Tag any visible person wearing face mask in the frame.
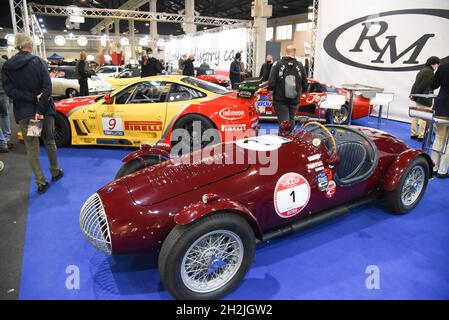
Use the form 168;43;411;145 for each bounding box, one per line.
141;49;163;77
409;56;440;141
182;55;195;76
75;51;91;96
230;52;245;89
259;55;273;82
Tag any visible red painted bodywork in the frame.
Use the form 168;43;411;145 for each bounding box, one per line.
196;74;230;87
93;125;432;254
256;79;373;122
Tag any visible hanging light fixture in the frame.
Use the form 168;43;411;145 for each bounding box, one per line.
120;37;129;46
5;34;15;46
77;36;88;47
54;35;66;46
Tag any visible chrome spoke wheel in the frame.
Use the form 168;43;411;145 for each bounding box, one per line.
333;106;349;124
181;230;244;293
401;165;425;207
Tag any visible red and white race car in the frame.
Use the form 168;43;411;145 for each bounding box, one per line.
255;79;373;124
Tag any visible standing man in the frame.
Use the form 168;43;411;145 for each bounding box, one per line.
2;33;63;194
230;52;245;89
182;55;195;76
0;55;12;153
141;49;163;77
75;51;91;96
268;45;307;131
410;56;440;140
431;61;449;178
259;55;273;82
178;54;186;73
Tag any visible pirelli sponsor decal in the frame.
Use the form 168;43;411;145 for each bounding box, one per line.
124;121;163;132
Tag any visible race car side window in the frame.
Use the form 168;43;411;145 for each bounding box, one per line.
128;81;170;104
167;83;206;102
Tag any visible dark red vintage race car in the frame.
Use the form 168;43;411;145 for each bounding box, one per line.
255;79;373;124
80;122;432;300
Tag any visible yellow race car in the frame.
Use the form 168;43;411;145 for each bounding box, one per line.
43;75;258;149
104;68;141;89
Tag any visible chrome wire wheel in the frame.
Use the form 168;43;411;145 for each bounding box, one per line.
401;165;425;207
181;230;244;293
333;106;349;124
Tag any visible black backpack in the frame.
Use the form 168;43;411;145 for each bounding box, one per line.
278;59;302;100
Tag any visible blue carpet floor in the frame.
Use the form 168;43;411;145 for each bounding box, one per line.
19;118;449;299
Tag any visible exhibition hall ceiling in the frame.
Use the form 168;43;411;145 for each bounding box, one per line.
0;0;312;35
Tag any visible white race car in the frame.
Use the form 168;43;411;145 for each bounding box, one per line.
50;66;113;98
95;65;125;79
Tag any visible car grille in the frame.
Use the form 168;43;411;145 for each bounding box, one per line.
79;193;112;254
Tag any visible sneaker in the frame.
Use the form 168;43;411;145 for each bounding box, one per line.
410;135;418;140
436;173;449;179
52;168;64;181
37;182;50;194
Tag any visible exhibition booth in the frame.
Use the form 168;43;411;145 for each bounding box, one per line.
0;0;448;301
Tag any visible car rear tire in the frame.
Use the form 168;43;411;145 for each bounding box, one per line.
66;88;78;98
386;157;429;214
114;154;166;179
171;114;220;155
158;212;256;300
54;112;71;147
328;104;349;124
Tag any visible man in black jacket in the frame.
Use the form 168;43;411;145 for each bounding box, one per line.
141;49;163;77
268;46;307;131
410;56;440;140
75;51;91;96
182;55;195;77
229;52;245;89
259;55;273;82
431;62;449;178
2;33;63;194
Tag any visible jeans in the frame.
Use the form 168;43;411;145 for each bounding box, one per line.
273;100;298;130
19;116;60;186
0;95;11;148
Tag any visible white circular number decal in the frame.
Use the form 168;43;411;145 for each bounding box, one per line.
274;172;311;218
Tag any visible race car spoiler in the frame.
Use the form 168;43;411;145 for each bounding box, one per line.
237;78;268;99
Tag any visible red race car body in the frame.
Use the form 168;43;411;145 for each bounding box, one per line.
80;123;432;299
256;79;373;124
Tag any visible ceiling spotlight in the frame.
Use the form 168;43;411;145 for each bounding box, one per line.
203;27;207;30
77;36;88;46
54;35;66;46
5;34;15;46
63;29;67;32
39;18;43;22
0;27;3;30
145;23;149;26
42;28;47;33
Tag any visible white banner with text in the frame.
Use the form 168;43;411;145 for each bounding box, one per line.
314;0;449;122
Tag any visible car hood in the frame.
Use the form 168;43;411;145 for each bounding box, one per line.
121;144;250;206
56;95;102;115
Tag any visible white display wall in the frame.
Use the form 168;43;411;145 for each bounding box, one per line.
164;28;248;72
314;0;449;122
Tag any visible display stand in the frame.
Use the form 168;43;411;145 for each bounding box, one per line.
340;84;384;125
409;94;449;155
369;93;394;129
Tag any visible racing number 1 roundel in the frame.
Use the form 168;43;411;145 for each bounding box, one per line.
274;173;311;218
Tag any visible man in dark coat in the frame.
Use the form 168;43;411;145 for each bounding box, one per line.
182;55;195;76
410;56;440;140
268;45;307;131
75;51;91;96
141;49;163;77
431;61;449;178
2;33;63;194
229;52;244;89
259;55;273;82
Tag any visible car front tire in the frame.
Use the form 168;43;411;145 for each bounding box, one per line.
386;157;430;214
158;212;256;300
54;112;71;147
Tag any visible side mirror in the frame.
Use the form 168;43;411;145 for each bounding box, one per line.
104;94;113;104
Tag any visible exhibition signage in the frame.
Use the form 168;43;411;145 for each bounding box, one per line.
164;28;248;72
314;0;449;122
